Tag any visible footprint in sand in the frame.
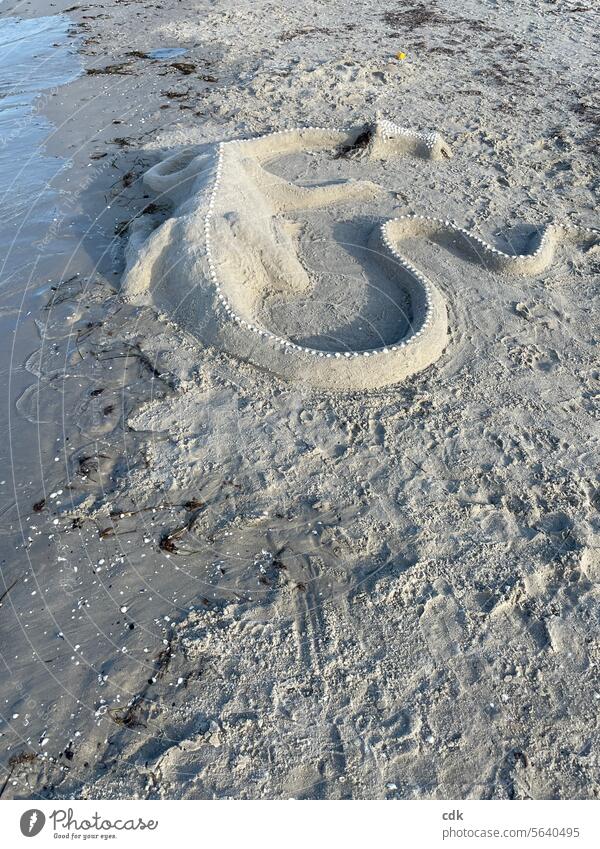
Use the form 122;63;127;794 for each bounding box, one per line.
122;120;598;391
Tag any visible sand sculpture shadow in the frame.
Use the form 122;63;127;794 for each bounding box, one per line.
122;120;598;390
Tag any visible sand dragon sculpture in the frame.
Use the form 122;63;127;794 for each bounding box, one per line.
122;120;598;390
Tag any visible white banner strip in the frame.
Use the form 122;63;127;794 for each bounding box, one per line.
2;799;598;847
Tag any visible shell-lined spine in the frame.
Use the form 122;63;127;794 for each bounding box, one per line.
202;122;599;360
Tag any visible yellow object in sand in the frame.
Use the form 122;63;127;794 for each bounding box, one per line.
396;51;407;60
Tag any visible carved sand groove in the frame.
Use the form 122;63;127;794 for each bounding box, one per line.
122;121;598;391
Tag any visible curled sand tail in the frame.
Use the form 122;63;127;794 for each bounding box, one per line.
383;215;599;277
122;121;598;391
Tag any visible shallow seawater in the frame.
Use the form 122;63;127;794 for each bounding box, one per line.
0;16;81;250
0;15;81;543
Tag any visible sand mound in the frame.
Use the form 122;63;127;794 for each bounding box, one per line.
122;120;597;390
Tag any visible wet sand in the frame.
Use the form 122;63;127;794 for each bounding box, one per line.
0;0;599;800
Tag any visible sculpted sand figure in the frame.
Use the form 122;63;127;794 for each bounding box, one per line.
122;121;598;390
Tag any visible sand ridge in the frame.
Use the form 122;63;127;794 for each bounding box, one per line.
123;119;598;391
122;120;452;389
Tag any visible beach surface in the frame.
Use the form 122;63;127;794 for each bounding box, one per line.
0;0;599;799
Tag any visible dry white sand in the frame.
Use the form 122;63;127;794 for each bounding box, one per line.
0;0;599;800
